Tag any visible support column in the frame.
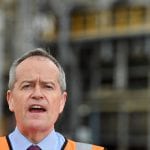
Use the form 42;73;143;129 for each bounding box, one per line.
114;40;129;150
145;37;150;150
13;0;35;58
113;40;128;89
117;109;129;150
0;10;5;134
89;112;101;145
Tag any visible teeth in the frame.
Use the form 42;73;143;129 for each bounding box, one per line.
29;105;46;112
32;105;42;109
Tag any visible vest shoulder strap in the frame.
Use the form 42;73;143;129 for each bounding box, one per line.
64;139;76;150
64;139;104;150
0;136;105;150
0;136;10;150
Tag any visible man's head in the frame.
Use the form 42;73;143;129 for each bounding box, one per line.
7;48;67;143
8;48;66;92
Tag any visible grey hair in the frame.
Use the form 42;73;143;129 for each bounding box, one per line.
8;48;66;92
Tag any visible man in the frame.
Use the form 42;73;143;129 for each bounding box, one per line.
0;48;105;150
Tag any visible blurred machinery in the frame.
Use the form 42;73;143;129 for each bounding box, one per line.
0;0;150;150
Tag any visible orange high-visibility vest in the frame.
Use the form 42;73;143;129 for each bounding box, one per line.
0;137;10;150
0;136;105;150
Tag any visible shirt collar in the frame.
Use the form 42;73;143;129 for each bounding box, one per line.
9;127;65;150
38;129;58;150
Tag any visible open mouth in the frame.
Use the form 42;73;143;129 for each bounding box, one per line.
29;105;46;113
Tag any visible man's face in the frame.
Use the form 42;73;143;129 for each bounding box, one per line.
7;56;67;134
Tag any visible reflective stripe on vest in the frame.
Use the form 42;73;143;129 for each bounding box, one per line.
65;139;104;150
76;142;92;150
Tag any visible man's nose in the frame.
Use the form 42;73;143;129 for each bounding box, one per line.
31;85;44;99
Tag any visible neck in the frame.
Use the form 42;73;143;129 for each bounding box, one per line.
18;127;53;144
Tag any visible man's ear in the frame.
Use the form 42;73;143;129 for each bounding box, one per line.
7;90;14;112
59;91;67;114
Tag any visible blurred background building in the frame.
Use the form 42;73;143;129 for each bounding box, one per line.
1;0;150;149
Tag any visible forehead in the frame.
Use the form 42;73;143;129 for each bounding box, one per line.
16;56;59;76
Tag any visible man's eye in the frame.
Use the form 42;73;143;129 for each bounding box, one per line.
45;85;53;89
22;84;31;89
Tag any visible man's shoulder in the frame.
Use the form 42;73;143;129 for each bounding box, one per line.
65;139;105;150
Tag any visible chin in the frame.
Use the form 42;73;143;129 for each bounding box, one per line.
26;120;47;130
28;124;48;132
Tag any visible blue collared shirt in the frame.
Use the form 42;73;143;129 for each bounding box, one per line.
8;128;65;150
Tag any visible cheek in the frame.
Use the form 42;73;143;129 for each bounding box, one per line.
13;101;22;114
49;99;62;114
12;96;25;112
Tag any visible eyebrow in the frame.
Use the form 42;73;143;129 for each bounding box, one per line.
20;80;56;86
